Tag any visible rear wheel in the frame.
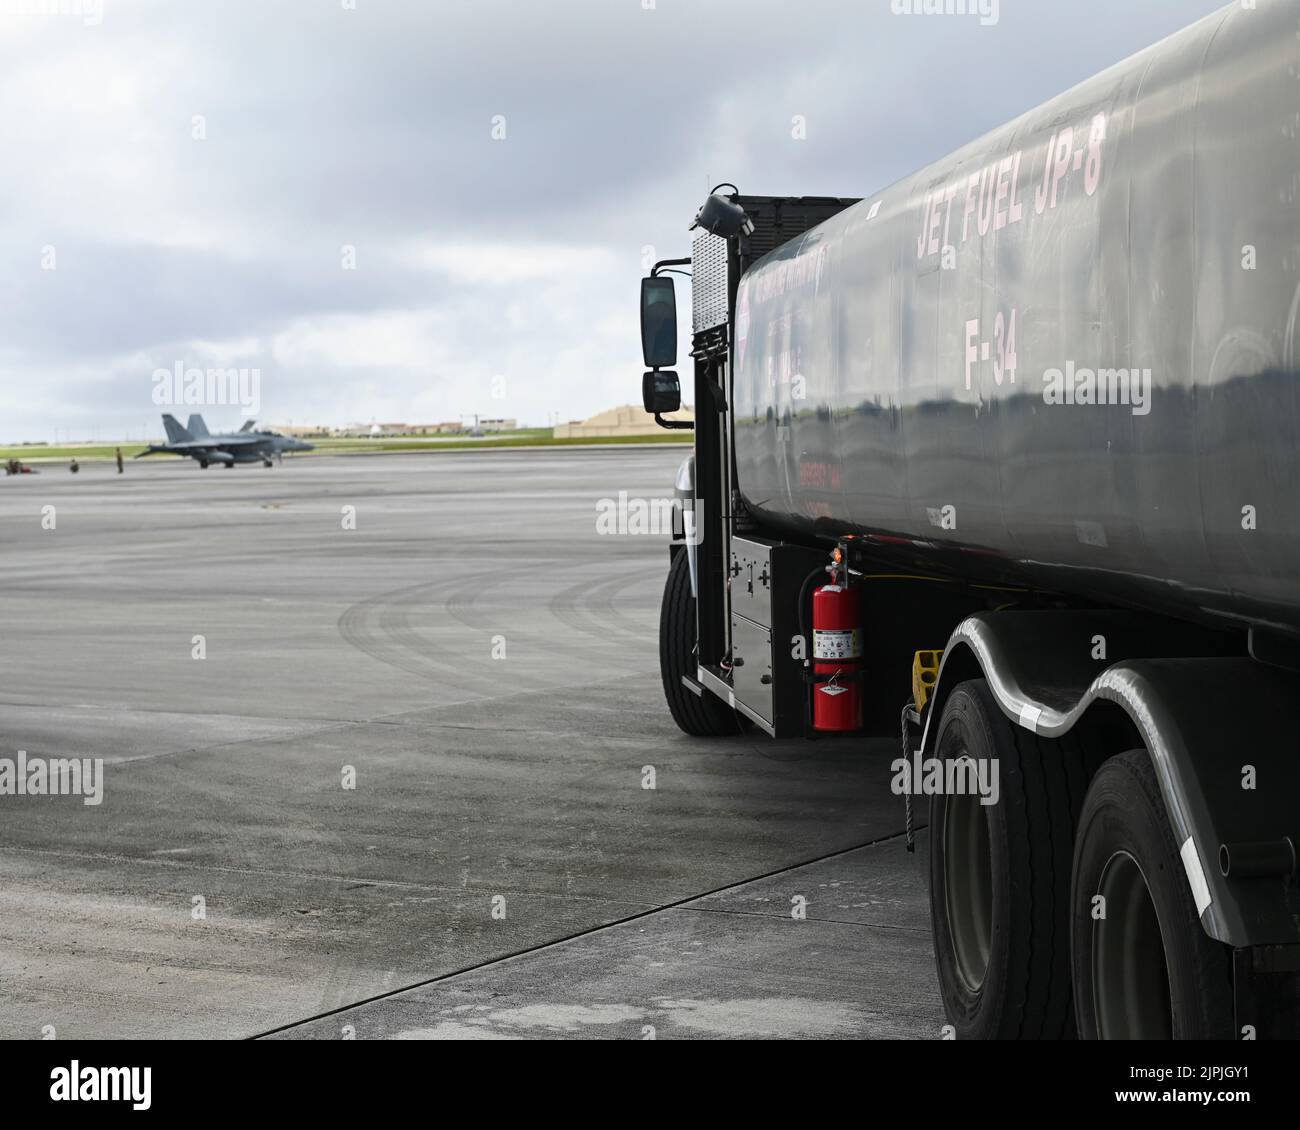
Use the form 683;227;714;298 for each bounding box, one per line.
659;550;747;737
928;680;1084;1039
1070;749;1233;1039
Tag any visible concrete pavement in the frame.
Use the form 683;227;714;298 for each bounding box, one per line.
0;450;942;1039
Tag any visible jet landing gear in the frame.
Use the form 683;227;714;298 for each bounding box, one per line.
199;459;209;469
262;457;273;468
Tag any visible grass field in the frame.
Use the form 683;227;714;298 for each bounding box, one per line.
0;431;690;464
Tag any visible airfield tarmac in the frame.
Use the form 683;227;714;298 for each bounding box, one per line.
0;449;942;1040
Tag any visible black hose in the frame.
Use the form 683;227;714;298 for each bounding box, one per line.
797;565;827;736
900;702;919;854
796;566;827;667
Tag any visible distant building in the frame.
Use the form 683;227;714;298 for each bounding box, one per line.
334;421;475;437
479;418;517;433
553;404;693;439
273;424;330;438
336;422;409;437
386;423;457;436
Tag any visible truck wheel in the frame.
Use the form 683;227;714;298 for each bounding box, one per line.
659;550;746;737
928;680;1081;1039
1070;749;1233;1039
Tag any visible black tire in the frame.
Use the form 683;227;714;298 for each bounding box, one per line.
659;550;746;737
1070;749;1233;1040
928;679;1086;1039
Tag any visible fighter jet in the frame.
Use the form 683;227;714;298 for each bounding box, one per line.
135;414;315;468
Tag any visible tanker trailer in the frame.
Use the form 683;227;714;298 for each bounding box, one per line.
637;0;1300;1040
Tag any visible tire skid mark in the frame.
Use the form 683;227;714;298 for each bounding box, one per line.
339;571;634;692
441;563;659;668
338;578;489;691
546;566;660;647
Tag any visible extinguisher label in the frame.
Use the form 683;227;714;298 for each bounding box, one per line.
814;629;861;661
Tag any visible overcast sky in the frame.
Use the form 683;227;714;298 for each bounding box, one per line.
0;0;1228;442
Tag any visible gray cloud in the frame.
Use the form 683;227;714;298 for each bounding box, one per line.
0;0;1228;441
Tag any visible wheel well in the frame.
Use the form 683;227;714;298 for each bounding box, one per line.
922;640;982;730
925;613;1300;947
931;639;1144;775
1071;699;1144;770
930;642;1143;779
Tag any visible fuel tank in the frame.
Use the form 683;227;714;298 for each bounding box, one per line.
732;0;1300;637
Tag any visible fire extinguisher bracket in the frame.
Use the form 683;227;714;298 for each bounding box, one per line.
803;668;868;685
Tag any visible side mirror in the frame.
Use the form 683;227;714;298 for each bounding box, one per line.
640;276;678;368
642;370;681;415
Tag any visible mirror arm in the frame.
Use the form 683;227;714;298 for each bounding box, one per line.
654;413;694;431
651;258;691;278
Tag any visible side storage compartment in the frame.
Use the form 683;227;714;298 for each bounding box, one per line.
728;536;825;736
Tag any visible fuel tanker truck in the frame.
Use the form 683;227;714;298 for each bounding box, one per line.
638;0;1300;1040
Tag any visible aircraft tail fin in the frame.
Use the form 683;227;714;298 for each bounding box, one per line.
186;414;210;438
162;414;193;444
239;420;256;432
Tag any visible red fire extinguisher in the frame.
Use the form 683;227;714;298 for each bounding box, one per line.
812;580;863;732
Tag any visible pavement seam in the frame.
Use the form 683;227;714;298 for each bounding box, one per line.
248;828;912;1039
